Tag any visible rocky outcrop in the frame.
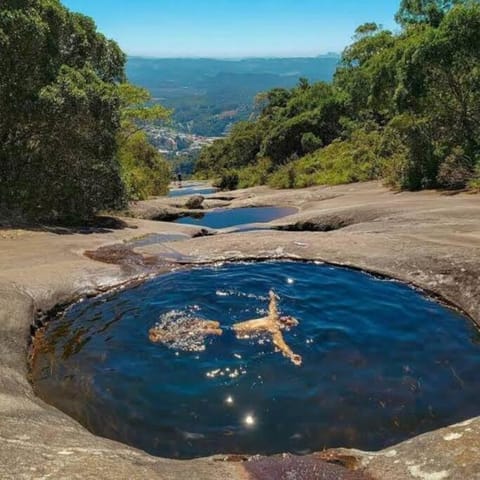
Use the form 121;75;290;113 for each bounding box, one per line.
185;195;205;210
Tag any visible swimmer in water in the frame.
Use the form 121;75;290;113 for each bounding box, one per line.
233;290;302;366
149;319;222;344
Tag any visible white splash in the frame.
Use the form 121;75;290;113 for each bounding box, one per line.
153;310;212;352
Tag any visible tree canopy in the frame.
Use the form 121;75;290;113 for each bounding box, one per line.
196;0;480;192
395;0;462;26
117;84;172;200
0;0;171;222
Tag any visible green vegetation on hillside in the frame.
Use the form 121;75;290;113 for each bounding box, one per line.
126;56;340;136
196;0;480;192
0;0;171;222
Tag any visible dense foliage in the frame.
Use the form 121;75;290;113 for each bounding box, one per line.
0;0;170;222
117;84;171;200
196;0;480;192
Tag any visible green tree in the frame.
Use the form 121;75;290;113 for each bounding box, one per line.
117;84;172;200
0;0;126;221
391;3;480;187
118;83;170;130
118;131;171;200
196;0;480;192
301;132;323;154
334;24;396;117
395;0;463;26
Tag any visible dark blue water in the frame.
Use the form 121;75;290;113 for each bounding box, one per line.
169;187;218;197
175;207;297;229
31;262;480;459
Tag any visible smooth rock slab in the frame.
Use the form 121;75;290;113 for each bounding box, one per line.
0;181;479;479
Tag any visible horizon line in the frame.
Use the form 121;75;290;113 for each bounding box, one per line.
127;53;341;61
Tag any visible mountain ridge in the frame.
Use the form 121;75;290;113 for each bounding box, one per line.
126;55;340;136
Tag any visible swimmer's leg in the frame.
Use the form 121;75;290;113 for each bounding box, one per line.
149;327;170;343
268;290;279;319
185;320;223;337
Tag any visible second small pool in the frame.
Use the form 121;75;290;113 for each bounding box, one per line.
174;207;297;229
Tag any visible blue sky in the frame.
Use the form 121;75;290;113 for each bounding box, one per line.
62;0;400;58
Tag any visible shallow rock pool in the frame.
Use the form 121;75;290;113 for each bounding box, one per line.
169;187;218;197
174;206;297;229
31;262;480;459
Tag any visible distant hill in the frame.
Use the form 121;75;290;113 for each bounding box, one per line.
126;55;340;136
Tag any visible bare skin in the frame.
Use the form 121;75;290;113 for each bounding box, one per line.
148;292;301;365
233;291;302;366
149;319;222;344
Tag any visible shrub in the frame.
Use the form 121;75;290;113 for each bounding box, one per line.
301;132;323;154
214;171;239;191
381;115;438;190
237;158;273;188
436;147;474;190
268;164;297;189
118;131;171;200
268;127;384;189
468;163;480;192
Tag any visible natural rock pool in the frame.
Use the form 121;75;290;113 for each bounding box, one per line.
169;186;218;197
31;262;480;460
175;206;297;229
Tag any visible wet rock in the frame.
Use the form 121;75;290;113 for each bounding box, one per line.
244;454;372;480
151;209;184;222
192;228;215;238
208;195;236;202
277;215;353;232
84;244;164;272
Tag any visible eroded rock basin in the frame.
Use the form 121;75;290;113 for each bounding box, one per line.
30;261;480;460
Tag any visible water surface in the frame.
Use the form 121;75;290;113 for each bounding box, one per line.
169;186;218;197
32;262;480;459
175;207;297;229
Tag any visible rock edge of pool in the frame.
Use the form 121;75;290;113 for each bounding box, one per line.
1;181;479;480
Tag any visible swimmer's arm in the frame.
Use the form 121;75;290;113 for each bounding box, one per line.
272;331;302;366
202;327;222;336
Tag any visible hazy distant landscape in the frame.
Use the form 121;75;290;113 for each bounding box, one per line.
126;55;339;137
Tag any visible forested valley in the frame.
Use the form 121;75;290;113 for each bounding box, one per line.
196;0;480;192
1;0;479;225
